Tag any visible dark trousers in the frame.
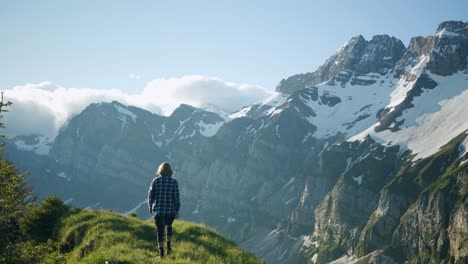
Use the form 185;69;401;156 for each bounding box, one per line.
154;213;175;245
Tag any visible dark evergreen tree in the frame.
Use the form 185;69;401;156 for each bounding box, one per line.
0;93;33;263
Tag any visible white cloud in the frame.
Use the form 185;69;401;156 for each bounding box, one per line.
2;76;272;138
135;75;271;114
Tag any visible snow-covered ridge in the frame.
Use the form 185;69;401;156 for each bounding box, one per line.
13;135;52;155
260;92;289;107
436;27;461;38
300;72;396;138
229;92;288;119
349;71;468;160
197;120;224;137
387;55;430;110
112;103;138;133
164;106;226;145
230;71;399;140
114;104;137;123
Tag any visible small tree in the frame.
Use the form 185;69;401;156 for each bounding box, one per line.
20;196;69;243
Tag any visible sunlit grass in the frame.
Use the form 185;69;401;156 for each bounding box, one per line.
57;210;263;264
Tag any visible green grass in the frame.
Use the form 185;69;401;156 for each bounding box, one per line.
316;243;344;264
56;209;263;264
384;132;467;198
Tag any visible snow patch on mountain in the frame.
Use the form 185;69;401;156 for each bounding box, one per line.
282;177;295;188
57;171;71;181
329;255;358;264
57;172;67;179
458;131;468;159
261;92;289;107
151;134;163;148
124;199;148;215
13;135;52;155
388;55;429;110
179;129;196;140
197;120;224;137
193;203;200;214
114;104;137;123
229;106;253;119
229;92;288;119
352;175;363;185
284;198;296;205
350;71;468;160
300;73;396;138
301;131;313;143
436;27;461;38
244;119;265;136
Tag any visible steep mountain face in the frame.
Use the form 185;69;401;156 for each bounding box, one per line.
10;101;226;211
5;21;468;264
288;21;468;264
428;21;468;75
275;34;406;94
247;20;467;263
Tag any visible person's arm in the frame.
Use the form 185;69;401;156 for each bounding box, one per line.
173;179;180;218
148;178;156;214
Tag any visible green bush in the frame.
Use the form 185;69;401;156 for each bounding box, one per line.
0;239;66;264
128;212;138;218
20;196;69;243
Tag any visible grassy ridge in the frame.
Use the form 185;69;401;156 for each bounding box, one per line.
57;210;263;264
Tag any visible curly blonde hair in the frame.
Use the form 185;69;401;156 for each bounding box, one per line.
157;162;173;176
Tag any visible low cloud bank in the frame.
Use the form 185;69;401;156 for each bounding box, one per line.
2;76;272;138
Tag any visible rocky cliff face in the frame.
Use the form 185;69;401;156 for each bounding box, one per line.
272;20;468;264
428;21;468;76
6;21;468;264
311;133;467;263
276;34;406;94
390;158;467;264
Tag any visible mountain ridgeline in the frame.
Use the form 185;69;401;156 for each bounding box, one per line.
6;21;468;263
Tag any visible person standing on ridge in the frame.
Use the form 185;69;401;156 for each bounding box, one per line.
148;162;180;258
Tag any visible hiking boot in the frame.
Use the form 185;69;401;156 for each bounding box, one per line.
167;241;172;255
158;247;164;258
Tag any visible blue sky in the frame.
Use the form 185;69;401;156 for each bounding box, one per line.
1;0;467;92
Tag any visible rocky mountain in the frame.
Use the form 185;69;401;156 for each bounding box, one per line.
4;21;468;264
275;34;406;94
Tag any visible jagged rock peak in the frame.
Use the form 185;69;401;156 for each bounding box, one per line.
276;34;405;94
407;36;435;55
169;104;204;118
341;34;366;49
331;34;406;74
169;103;224;124
393;36;435;77
173;103;196;111
428;20;468;75
435;20;468;38
84;101;149;116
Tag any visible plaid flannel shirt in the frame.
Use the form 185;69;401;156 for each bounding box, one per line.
148;175;180;215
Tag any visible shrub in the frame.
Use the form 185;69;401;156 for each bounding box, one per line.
20;196;69;243
129;212;138;218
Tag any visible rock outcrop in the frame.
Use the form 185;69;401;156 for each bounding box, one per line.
276;34;406;94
